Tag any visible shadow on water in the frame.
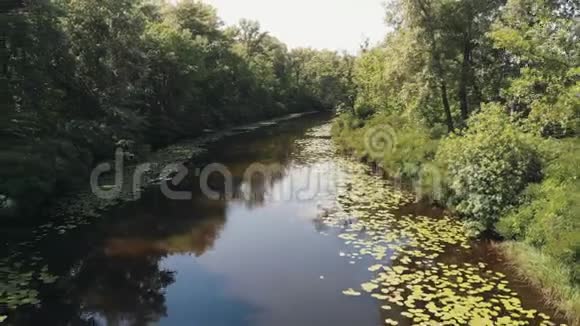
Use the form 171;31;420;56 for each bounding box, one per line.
5;113;347;326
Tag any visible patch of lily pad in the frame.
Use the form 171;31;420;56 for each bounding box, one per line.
301;123;564;325
0;258;57;317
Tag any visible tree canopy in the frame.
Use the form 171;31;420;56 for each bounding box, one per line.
0;0;354;218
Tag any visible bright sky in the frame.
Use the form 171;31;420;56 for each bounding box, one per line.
203;0;387;53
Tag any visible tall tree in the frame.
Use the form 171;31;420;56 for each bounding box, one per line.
386;0;456;131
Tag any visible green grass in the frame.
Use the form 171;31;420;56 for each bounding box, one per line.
497;242;580;325
332;112;439;180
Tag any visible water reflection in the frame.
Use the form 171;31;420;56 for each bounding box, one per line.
11;252;174;326
71;256;173;326
5;114;565;326
9;115;334;326
195;117;326;208
159;255;260;326
103;197;227;258
104;218;224;258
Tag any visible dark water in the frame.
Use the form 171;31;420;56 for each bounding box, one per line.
1;114;567;326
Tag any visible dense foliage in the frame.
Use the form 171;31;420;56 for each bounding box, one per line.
0;0;353;218
332;0;579;317
498;139;580;276
437;104;542;228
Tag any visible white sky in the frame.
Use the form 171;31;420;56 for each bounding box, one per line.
203;0;387;53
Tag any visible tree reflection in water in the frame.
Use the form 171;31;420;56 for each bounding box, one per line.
71;256;174;326
8;116;330;326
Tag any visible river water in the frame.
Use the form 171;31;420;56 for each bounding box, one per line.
1;114;567;325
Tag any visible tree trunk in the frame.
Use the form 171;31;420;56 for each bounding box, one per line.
459;34;470;123
440;80;454;133
472;77;482;110
415;0;455;133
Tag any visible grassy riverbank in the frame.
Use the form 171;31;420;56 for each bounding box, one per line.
332;112;580;323
498;242;580;325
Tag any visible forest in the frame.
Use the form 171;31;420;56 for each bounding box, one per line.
0;0;579;324
1;0;355;218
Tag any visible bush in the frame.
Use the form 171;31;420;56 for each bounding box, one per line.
0;137;95;220
437;104;542;227
354;103;376;119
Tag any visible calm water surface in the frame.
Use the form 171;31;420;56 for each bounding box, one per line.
2;114;567;325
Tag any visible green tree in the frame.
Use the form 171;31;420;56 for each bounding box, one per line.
488;0;580;137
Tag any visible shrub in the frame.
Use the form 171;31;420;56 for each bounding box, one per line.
437;103;542;227
354;104;376;120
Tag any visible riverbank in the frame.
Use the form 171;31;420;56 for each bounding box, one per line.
497;242;580;325
331;112;580;325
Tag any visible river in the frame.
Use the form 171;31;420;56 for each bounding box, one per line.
1;114;567;325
